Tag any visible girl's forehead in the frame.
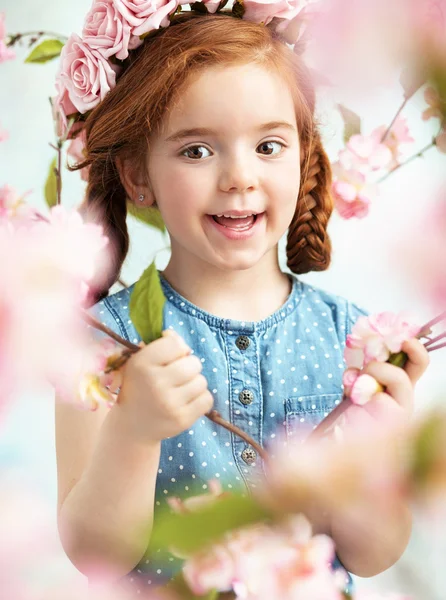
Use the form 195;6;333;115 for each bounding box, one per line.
162;63;297;134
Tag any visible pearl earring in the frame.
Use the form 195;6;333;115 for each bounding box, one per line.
138;194;145;202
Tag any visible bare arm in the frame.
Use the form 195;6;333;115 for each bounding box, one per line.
57;399;161;581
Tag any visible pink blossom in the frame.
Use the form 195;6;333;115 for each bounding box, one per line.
398;191;446;310
372;117;415;169
56;33;120;115
67;130;90;181
436;130;446;153
199;0;222;13
350;373;383;406
113;0;183;36
345;312;421;368
83;0;142;61
0;185;36;224
331;165;377;219
0;123;8;142
343;134;392;171
242;0;308;27
422;86;444;121
0;13;15;63
52;80;80;138
183;544;235;595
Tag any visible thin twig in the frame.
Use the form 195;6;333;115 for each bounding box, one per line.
380;97;409;144
309;395;351;441
81;311;268;459
49;141;63;205
425;331;446;348
378;141;435;183
427;342;446;352
419;310;446;336
7;31;68;46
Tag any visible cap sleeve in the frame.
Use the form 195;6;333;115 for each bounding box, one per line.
346;300;369;336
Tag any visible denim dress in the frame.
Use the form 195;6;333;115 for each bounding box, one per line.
88;270;367;595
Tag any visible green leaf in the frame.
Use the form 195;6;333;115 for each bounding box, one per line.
149;492;271;557
127;201;166;233
410;412;446;485
44;157;58;208
25;39;64;64
388;351;408;369
337;104;362;143
129;261;166;343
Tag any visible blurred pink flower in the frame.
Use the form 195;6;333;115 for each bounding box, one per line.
0;185;36;224
0;13;15;63
83;0;141;61
350;373;383;406
332;165;377;219
52;80;80;138
412;0;446;62
436;130;446;153
183;515;343;600
354;594;412;600
0;123;8;142
342;134;392;171
372;116;415;169
422;86;444;121
67;130;90;181
345;312;421;368
56;33;120;115
398;191;446;310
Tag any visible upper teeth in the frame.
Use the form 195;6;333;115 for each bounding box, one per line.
216;214;255;219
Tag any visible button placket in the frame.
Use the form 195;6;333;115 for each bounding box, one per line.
226;328;263;487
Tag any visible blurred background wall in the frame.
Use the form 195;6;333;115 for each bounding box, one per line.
0;0;445;597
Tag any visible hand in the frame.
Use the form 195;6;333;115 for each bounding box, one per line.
342;338;430;432
116;330;214;444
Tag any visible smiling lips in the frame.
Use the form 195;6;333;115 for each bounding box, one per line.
210;211;264;230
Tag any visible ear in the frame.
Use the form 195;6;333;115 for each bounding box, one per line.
115;156;157;208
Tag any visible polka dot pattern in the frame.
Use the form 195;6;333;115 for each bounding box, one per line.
87;272;368;593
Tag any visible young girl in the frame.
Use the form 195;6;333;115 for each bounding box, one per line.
54;5;429;597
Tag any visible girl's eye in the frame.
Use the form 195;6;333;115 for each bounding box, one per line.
257;141;284;156
181;145;211;160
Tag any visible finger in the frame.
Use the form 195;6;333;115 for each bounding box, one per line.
164;354;203;387
144;329;191;366
178;373;210;404
363;361;413;412
186;390;215;420
401;338;430;386
364;392;410;425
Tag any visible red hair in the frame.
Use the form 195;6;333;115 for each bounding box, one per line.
75;11;333;302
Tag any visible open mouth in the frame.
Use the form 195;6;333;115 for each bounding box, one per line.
210;213;262;230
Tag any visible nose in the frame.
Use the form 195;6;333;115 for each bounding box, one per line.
218;151;259;194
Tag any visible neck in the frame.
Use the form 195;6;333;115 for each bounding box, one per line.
161;247;292;322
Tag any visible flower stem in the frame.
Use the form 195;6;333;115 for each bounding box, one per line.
427;342;446;352
380;97;409;144
49;142;63;205
6;31;68;46
419;310;446;336
425;331;446;348
378;141;435;183
309;395;351;441
81;310;268;459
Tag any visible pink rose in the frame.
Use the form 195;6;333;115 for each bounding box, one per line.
113;0;182;36
83;0;142;61
57;33;120;115
52;79;79;138
242;0;307;27
199;0;221;13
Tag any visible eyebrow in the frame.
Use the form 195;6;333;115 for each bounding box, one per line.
164;121;296;142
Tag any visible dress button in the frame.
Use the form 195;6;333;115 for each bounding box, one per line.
241;447;257;465
239;389;254;405
235;335;250;350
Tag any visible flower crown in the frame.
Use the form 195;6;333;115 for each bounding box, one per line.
53;0;310;138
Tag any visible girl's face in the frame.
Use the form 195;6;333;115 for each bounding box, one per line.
147;63;301;274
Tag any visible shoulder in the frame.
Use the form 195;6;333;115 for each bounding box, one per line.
87;283;139;343
295;277;369;335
